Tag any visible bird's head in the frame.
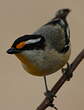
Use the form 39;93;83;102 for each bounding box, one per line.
7;35;45;55
55;8;71;19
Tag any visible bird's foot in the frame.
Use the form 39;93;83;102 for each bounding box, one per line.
49;102;58;110
44;90;56;99
44;90;57;110
62;63;73;81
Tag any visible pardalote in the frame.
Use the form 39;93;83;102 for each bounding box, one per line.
7;8;71;99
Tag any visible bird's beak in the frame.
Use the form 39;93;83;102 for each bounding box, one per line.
68;9;71;13
7;48;20;54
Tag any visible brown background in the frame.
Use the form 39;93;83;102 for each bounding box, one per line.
0;0;84;110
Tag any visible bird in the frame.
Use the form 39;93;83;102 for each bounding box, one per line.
7;8;71;99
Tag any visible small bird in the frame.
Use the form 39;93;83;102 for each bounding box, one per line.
7;8;71;98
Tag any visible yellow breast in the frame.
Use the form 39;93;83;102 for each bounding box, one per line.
15;47;71;76
15;54;47;76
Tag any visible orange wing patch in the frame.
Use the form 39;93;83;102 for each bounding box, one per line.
16;42;26;49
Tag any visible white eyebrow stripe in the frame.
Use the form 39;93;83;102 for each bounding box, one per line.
66;26;70;38
60;19;65;26
25;38;41;44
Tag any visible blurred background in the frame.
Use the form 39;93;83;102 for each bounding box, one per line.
0;0;84;110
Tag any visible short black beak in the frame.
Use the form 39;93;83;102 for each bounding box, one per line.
67;9;71;14
66;8;71;12
7;48;20;54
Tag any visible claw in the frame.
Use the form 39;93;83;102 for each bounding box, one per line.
44;90;56;100
43;76;57;109
44;90;57;110
49;103;58;110
62;63;73;81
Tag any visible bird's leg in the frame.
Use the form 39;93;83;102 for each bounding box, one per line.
61;62;73;81
44;75;49;93
44;76;56;98
43;76;57;110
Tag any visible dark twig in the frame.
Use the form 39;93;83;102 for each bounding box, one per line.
36;49;84;110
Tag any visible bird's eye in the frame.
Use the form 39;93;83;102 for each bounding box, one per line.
16;41;26;49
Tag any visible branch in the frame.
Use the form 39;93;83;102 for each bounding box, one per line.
36;49;84;110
